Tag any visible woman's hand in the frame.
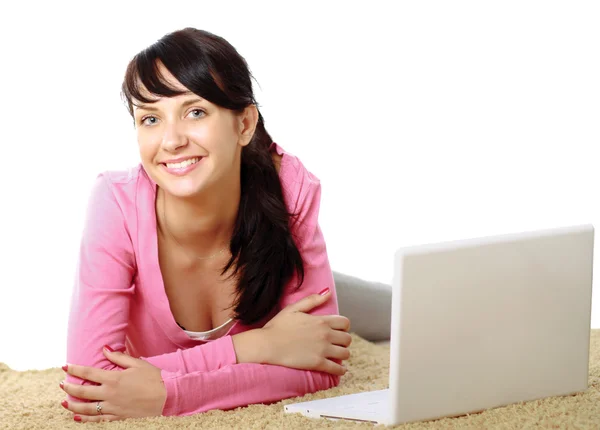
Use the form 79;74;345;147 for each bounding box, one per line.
260;288;352;376
59;347;166;422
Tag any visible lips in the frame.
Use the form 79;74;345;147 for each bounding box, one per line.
161;157;203;176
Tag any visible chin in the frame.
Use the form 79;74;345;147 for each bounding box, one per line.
160;180;206;198
148;162;204;195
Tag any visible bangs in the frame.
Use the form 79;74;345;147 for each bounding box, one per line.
120;28;250;118
122;50;190;108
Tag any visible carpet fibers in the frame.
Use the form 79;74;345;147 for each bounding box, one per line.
1;330;599;429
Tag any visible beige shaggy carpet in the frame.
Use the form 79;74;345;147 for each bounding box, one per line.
1;331;599;429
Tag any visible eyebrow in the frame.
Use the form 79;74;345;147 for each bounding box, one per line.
134;96;205;113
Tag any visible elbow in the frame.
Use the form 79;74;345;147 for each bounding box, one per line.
312;372;341;393
326;374;341;389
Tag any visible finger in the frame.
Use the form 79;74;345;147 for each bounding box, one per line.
318;358;347;377
320;315;351;332
65;363;111;385
325;344;351;361
72;413;121;423
103;346;141;369
327;329;353;347
60;380;104;401
62;399;113;417
287;288;331;313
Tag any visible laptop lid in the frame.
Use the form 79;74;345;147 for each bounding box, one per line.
388;224;594;425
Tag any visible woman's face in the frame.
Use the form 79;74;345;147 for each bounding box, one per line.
133;63;252;199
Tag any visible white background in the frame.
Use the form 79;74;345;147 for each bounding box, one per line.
0;1;598;371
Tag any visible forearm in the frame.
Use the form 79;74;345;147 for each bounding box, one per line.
140;335;237;373
231;328;270;364
160;362;340;416
140;329;269;374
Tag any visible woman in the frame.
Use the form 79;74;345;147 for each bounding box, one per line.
60;27;391;423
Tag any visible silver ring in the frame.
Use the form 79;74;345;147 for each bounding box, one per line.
96;401;103;415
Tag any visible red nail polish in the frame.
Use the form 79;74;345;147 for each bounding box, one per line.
61;400;68;409
103;345;115;352
74;415;82;422
318;287;330;296
59;381;64;390
62;365;68;372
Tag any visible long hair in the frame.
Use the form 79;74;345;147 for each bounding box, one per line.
120;28;304;325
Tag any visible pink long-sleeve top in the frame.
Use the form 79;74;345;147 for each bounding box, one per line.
65;142;340;416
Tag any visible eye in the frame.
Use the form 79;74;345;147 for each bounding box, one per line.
189;109;205;119
140;116;157;126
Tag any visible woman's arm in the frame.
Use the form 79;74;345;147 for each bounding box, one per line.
65;174;136;401
65;175;261;395
140;162;339;374
157;172;346;416
160;362;338;416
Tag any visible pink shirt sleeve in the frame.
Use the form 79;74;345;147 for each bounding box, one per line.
65;174;136;401
65;175;258;398
160;364;338;416
158;174;342;416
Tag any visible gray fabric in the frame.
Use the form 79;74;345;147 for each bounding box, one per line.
332;271;392;342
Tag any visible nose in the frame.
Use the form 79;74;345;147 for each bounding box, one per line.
160;120;188;152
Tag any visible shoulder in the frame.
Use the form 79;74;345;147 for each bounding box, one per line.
96;163;146;192
271;142;321;206
270;143;322;243
87;163;153;221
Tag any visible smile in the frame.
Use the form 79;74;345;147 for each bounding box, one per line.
165;157;201;169
161;157;203;176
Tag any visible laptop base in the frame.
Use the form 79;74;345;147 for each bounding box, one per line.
284;389;390;425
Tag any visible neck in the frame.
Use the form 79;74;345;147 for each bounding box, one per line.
157;177;240;257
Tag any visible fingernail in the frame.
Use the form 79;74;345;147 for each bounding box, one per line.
318;288;330;296
103;345;115;352
74;415;82;422
59;381;64;390
61;400;68;409
62;365;68;372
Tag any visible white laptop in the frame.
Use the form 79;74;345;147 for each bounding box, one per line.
285;224;595;426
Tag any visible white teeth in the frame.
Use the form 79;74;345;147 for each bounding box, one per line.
165;157;200;169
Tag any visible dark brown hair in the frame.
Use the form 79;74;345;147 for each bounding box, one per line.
120;27;304;325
